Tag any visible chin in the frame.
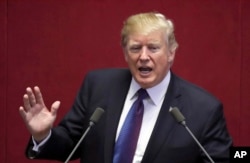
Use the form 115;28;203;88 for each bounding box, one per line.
137;79;155;88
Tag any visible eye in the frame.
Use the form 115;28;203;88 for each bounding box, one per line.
128;45;142;53
148;45;160;52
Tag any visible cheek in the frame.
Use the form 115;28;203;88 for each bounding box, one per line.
125;54;138;65
155;55;169;67
153;57;170;76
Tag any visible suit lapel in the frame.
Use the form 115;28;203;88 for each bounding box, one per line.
102;70;185;163
141;73;184;163
103;70;132;163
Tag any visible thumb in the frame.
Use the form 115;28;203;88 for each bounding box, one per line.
51;101;60;116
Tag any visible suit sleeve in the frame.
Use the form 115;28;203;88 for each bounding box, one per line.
200;102;232;163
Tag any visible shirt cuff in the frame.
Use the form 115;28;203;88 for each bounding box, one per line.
32;130;52;152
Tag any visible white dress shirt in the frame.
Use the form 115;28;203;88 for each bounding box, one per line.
115;72;171;163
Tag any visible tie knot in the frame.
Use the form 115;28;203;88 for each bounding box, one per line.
137;88;148;100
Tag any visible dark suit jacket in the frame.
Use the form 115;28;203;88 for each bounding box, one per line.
26;68;232;163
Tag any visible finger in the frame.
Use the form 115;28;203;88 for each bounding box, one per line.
34;86;45;106
26;87;36;107
19;106;27;120
23;94;31;111
51;101;60;116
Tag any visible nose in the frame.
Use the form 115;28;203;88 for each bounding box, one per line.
139;46;150;61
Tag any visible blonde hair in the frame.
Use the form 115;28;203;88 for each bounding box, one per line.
121;12;178;53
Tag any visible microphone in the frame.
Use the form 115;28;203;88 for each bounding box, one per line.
169;106;215;163
64;107;105;163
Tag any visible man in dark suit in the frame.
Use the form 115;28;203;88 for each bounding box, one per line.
19;12;232;163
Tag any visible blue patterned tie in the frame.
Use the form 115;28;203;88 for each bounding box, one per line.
113;89;148;163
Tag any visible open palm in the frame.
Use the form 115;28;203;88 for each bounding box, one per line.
19;86;60;142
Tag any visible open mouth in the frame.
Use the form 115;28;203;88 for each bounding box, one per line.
138;67;152;74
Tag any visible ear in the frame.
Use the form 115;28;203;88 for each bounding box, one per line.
167;50;176;63
123;48;129;62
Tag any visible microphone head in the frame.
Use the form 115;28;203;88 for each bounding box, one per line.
90;107;105;125
169;106;186;124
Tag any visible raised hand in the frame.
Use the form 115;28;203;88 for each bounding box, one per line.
19;86;60;142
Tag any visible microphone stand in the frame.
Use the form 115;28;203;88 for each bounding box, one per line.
169;106;215;163
64;122;94;163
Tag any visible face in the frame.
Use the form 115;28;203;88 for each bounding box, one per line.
124;29;175;88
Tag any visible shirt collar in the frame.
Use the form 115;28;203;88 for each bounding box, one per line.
127;71;171;106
